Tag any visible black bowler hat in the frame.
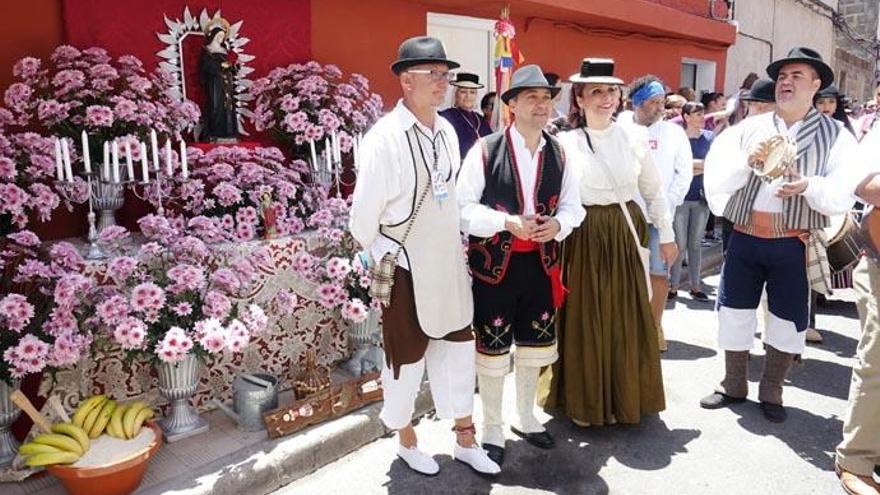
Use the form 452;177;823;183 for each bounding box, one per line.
501;65;560;104
451;72;484;89
817;84;841;98
766;47;834;90
391;36;460;75
741;79;776;103
569;58;624;85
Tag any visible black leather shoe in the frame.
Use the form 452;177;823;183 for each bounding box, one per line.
510;427;555;449
689;290;710;302
699;392;746;409
481;443;505;466
760;402;787;423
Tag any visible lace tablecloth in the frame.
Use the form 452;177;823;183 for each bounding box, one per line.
41;233;350;412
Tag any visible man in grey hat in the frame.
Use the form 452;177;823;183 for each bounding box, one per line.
457;64;585;466
701;47;868;423
350;35;500;476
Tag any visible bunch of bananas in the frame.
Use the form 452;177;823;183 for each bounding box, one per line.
73;395;155;440
18;423;89;467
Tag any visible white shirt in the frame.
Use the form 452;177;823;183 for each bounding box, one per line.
618;114;694;218
558;124;675;243
349;100;461;269
704;112;866;218
457;124;585;240
857;123;880;210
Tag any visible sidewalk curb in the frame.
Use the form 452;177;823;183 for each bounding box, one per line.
140;383;433;495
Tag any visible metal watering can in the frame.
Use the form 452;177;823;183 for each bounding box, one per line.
212;372;279;431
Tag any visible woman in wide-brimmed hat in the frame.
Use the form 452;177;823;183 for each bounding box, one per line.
538;58;675;426
440;73;493;158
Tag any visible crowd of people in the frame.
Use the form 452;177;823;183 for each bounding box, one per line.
348;36;880;494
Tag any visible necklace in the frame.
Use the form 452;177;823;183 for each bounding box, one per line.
455;108;482;138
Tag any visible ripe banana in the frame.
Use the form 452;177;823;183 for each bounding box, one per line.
81;397;107;434
88;400;117;439
51;423;90;453
129;407;155;438
31;433;84;456
71;394;106;428
122;401;147;439
107;403;128;439
24;451;80;467
18;442;63;456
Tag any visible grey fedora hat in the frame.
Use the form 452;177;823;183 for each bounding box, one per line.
569;58;624;85
766;46;833;90
501;64;560;104
391;36;460;75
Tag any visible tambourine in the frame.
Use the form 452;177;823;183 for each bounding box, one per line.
748;134;797;182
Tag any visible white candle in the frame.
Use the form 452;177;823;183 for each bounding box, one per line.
179;140;188;179
165;139;173;176
61;139;73;182
54;138;63;181
309;139;318;171
140;142;150;183
333;132;341;162
102;141;110;182
112;141;121;183
80;131;91;174
353;137;359;171
150;129;160;172
325;144;332;173
124;141;134;181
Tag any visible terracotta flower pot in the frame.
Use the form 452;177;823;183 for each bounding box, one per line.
46;421;163;495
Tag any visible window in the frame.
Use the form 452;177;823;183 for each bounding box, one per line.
681;58;718;96
427;13;496;109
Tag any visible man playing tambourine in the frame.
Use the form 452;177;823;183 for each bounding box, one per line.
699;47;868;423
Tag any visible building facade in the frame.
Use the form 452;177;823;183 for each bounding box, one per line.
834;0;880;104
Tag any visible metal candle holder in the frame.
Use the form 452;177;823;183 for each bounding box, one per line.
56;173;109;260
130;165;184;217
93;179;126;231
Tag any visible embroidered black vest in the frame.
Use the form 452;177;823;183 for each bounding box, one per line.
467;127;565;284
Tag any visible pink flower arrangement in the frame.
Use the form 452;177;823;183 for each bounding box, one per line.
249;61;383;159
1;45;200;147
0;231;96;383
0;131;88;235
161;145;323;242
289;196;374;324
94;222;270;364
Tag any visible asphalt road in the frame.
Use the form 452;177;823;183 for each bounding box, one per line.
279;270;867;495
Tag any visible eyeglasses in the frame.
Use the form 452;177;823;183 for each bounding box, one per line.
406;69;455;82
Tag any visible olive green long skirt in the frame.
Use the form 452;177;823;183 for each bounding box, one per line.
538;201;665;425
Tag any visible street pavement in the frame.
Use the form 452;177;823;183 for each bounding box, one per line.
278;269;867;495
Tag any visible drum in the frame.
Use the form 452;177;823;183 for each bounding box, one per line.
824;213;863;272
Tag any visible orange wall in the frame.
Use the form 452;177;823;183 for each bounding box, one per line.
0;0;64;94
312;0;729;110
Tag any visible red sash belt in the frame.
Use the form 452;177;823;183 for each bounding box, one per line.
509;238;567;308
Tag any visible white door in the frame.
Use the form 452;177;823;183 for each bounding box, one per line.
427;13;495;109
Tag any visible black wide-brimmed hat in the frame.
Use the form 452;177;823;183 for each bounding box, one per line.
501;65;560;104
569;58;624;85
766;47;834;90
741;78;776;103
817;84;841;98
451;72;484;89
391;36;460;75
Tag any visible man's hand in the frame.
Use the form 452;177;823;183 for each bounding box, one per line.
505;214;540;240
660;242;678;266
775;165;809;198
531;216;561;243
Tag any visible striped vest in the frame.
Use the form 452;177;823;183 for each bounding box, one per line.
724;109;840;230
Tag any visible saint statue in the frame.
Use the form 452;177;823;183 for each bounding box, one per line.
198;17;239;142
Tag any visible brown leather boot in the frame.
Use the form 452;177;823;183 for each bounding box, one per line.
758;345;794;422
700;351;748;409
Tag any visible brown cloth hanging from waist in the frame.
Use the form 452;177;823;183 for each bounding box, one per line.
381;267;473;379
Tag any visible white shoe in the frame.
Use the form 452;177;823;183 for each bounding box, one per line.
805;327;823;343
454;443;501;475
397;445;439;476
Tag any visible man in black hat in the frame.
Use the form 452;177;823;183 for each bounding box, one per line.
701;47;867;423
350;35;500;476
457;64;585;466
740;78;776;118
440;72;493;158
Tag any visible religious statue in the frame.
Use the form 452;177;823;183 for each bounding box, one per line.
198;17;239;142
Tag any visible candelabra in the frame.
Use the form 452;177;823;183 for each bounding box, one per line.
130;165;185;217
93;178;126;231
57;173;108;260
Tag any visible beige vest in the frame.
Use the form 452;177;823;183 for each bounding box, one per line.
380;127;473;338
